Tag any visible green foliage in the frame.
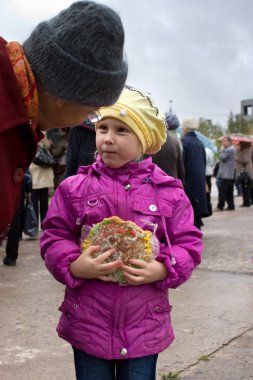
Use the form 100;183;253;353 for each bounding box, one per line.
226;112;253;134
161;372;181;380
198;119;224;140
199;355;210;361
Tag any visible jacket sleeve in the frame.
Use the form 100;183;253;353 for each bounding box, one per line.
155;191;203;290
220;148;231;162
40;180;85;288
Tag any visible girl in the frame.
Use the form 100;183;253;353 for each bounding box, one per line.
41;86;203;380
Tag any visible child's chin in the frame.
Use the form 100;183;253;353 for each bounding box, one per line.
107;163;122;169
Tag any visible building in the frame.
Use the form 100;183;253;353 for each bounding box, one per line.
241;98;253;121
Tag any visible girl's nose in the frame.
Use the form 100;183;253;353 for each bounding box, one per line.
104;132;115;144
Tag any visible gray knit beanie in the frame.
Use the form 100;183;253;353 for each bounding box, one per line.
23;1;128;107
165;112;180;130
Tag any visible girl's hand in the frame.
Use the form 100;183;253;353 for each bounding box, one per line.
70;245;122;281
122;259;167;285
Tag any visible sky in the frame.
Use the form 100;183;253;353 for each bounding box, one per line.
1;0;253;128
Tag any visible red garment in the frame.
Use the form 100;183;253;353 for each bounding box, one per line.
0;37;43;238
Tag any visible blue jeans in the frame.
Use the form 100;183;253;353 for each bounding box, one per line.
72;347;158;380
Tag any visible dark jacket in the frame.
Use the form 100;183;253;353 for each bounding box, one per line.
65;122;96;177
153;131;185;181
181;131;208;215
0;37;43;238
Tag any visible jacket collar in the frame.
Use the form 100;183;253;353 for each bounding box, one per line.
92;155;154;178
77;155;183;188
184;131;197;137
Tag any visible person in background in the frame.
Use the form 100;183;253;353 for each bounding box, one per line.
205;147;215;216
216;136;236;211
153;112;185;181
47;128;69;189
181;117;208;229
40;86;203;380
0;1;128;240
251;148;253;204
235;141;253;207
3;169;32;266
65;119;96;178
30;136;54;229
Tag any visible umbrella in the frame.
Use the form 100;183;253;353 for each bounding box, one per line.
195;131;217;152
219;133;253;144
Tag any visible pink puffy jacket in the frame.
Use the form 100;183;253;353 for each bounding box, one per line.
40;156;203;360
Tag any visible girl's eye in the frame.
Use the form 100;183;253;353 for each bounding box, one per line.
118;127;128;133
97;124;107;131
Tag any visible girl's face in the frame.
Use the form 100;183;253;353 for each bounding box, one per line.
96;117;142;169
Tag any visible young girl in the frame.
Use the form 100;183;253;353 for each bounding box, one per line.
40;86;203;380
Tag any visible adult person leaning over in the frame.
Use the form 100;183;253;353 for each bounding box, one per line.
0;1;128;241
216;136;236;211
152;112;185;181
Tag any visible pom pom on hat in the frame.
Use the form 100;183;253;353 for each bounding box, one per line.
98;86;167;154
181;117;199;130
23;1;128;107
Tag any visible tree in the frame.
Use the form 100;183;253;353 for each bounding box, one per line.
198;119;223;140
226;112;252;134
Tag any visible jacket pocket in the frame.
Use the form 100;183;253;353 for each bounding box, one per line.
134;197;173;217
144;298;172;347
58;297;102;345
58;299;92;344
82;193;120;226
83;195;109;225
132;197;173;231
58;290;112;353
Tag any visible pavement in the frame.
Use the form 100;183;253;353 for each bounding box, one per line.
0;187;253;380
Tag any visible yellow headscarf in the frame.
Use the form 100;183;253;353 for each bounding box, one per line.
99;87;167;155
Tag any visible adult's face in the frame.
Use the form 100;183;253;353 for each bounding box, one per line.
222;137;230;148
37;90;98;131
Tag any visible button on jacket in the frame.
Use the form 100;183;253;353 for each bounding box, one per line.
41;156;203;360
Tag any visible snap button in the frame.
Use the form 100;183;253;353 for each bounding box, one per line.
149;204;157;212
87;199;99;207
124;184;131;191
12;168;24;183
155;306;160;311
120;348;128;356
